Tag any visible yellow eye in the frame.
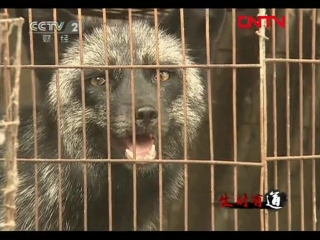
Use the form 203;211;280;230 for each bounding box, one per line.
158;71;170;82
89;77;106;86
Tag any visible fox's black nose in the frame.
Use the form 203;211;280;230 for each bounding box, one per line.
136;106;158;127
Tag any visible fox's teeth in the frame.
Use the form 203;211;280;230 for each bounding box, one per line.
150;144;156;157
125;149;133;159
125;144;157;161
0;130;5;146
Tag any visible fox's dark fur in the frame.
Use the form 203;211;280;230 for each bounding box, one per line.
0;9;226;230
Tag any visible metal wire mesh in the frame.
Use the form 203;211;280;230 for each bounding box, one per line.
0;8;319;231
0;12;24;230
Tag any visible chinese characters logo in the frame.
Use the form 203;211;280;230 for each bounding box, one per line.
219;189;287;210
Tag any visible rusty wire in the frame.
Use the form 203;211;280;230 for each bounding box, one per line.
257;8;268;231
311;9;317;231
26;8;40;231
0;15;24;231
270;8;278;230
101;8;113;231
231;9;239;231
153;8;164;230
205;9;215;231
1;8;320;231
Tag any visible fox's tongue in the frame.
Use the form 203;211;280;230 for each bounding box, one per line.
125;135;153;155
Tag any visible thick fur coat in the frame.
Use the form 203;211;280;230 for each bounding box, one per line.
0;9;226;230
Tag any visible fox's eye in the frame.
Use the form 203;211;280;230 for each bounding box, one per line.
89;77;106;86
154;71;170;82
159;71;170;81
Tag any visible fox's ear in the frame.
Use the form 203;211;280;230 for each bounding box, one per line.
160;9;226;62
15;9;78;99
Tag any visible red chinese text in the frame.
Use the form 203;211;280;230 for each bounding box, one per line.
236;194;248;208
251;194;263;208
219;193;264;208
219;194;233;208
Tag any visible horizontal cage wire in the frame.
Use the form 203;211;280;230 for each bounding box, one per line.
0;8;319;231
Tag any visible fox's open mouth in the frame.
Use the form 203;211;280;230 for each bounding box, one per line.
123;134;157;163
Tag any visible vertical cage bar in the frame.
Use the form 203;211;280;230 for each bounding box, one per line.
257;8;268;231
101;8;113;231
270;8;279;231
231;9;238;231
52;8;64;231
127;8;138;231
205;8;215;231
179;8;189;231
27;9;40;231
153;8;164;231
284;9;292;231
297;9;305;231
76;8;89;231
310;8;317;231
1;9;12;115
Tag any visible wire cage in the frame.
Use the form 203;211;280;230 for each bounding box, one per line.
0;11;24;231
0;8;319;231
